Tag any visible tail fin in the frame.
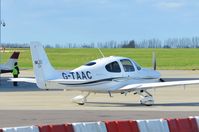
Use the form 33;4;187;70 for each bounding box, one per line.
30;42;59;88
4;52;20;69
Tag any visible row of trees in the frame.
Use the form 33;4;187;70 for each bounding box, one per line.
1;37;199;48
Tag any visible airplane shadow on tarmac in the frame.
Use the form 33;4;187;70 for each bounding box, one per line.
0;77;41;92
0;77;63;92
86;102;199;107
162;78;199;81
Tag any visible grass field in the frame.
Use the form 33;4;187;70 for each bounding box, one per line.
1;48;199;70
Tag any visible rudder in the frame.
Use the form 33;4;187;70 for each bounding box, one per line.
30;42;58;89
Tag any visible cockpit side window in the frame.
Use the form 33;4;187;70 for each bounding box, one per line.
120;59;135;72
105;61;121;73
134;61;142;70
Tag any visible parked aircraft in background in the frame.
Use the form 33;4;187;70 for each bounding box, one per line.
0;52;20;74
11;43;199;106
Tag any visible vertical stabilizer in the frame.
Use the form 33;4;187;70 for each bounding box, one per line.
1;52;20;70
30;42;58;89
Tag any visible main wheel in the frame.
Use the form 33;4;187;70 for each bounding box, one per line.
140;96;154;106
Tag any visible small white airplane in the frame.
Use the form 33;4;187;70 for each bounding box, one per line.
0;52;20;74
12;43;199;106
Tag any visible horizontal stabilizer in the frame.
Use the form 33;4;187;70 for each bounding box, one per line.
9;78;36;83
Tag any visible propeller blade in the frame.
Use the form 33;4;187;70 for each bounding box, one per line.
152;52;156;70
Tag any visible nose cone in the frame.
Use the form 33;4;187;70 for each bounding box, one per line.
139;68;161;79
153;70;161;79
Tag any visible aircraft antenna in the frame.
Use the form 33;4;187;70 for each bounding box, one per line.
97;48;105;58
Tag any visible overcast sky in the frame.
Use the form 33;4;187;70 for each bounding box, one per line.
1;0;199;45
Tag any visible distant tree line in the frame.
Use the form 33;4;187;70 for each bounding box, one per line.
1;37;199;48
0;43;29;48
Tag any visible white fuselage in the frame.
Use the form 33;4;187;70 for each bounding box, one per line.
41;56;160;92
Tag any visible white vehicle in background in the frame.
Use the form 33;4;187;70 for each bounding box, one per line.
12;43;199;106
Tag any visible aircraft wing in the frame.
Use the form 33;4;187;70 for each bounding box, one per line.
119;80;199;91
9;78;86;84
9;78;36;83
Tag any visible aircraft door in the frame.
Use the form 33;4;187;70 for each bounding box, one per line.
120;59;136;78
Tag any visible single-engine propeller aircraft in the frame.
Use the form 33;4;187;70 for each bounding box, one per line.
11;43;199;106
0;52;20;74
